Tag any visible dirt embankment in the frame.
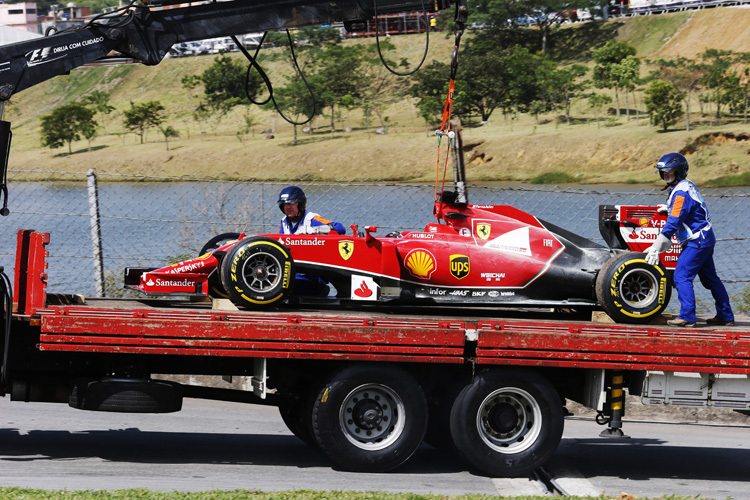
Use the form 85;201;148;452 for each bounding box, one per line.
651;8;750;58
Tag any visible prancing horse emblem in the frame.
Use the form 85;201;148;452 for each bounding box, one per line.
476;223;491;241
339;240;354;261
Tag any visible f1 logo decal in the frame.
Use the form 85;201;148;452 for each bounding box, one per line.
26;47;51;65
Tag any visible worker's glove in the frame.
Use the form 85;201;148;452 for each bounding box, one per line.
656;204;668;215
305;224;331;235
645;233;672;266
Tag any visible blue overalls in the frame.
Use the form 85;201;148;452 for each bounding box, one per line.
660;179;734;323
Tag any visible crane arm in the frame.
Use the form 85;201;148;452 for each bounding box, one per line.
0;0;453;101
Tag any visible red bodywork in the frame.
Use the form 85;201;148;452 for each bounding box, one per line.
127;200;590;307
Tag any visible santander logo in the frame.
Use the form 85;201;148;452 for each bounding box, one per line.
354;281;373;298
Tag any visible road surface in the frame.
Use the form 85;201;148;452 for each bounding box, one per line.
1;397;749;498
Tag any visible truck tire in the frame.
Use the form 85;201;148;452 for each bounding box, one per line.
69;379;182;413
200;232;241;299
449;368;563;477
595;252;671;324
311;364;427;472
220;236;294;307
278;391;317;446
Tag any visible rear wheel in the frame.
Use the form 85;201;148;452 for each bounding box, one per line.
449;368;563;477
220;237;294;307
595;252;671;324
278;391;317;446
311;365;427;472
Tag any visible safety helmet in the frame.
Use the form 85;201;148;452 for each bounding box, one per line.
655;152;689;184
277;185;306;213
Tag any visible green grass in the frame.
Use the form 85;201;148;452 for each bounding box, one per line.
0;489;712;500
530;171;578;184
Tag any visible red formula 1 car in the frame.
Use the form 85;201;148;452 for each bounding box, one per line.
125;193;677;324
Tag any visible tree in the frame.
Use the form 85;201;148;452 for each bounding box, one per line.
182;54;264;132
40;103;97;155
409;60;452;126
592;41;637;117
159;125;179;151
315;44;365;133
611;55;640;120
587;93;612;129
701;49;738;120
357;38;411;132
644;80;684;131
649;56;707;131
270;75;320;145
81;90;115;133
123;101;165;144
536;62;589;124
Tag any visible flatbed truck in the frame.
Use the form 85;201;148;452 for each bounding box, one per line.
2;229;749;477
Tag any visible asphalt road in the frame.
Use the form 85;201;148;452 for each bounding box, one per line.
1;397;749;498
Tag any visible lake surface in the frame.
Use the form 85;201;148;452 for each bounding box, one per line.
1;179;747;315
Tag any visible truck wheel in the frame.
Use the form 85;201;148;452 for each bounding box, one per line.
278;392;316;446
311;365;427;472
200;233;241;299
449;368;563;477
69;379;182;413
595;252;671;324
220;237;294;307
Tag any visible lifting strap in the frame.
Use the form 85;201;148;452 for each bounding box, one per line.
434;0;468;202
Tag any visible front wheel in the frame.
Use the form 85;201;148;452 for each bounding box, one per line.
595;252;671;324
220;237;294;307
311;364;427;472
449;368;563;477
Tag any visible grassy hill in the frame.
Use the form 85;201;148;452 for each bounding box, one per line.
7;7;750;186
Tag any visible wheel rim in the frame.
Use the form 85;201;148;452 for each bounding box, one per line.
240;250;282;293
618;268;657;308
476;387;542;454
339;383;406;451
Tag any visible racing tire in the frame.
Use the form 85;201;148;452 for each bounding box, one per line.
200;232;241;299
69;379;182;413
311;364;428;472
595;252;671;324
220;236;294;307
199;232;241;256
449;368;563;477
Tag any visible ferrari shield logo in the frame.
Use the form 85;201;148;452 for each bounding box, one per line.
476;223;491;240
338;240;354;261
449;255;470;279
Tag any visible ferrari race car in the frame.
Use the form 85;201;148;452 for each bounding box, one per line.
124;193;679;324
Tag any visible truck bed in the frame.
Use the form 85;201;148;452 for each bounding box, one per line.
11;229;750;375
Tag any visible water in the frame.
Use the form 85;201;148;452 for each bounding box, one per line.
1;180;747;315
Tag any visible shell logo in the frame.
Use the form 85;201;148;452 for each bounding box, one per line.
404;249;436;279
639;218;649;227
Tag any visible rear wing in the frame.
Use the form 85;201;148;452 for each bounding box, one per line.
599;205;679;269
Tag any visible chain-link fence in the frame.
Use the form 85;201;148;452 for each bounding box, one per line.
2;169;748;314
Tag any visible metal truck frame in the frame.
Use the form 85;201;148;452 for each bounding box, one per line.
3;229;748;476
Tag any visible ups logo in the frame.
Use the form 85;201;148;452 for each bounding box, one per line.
450;254;470;279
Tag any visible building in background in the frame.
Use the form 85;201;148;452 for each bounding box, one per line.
0;1;38;32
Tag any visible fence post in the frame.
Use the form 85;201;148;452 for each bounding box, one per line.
87;169;105;297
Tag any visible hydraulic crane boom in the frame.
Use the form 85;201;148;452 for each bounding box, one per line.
0;0;453;101
0;0;456;216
